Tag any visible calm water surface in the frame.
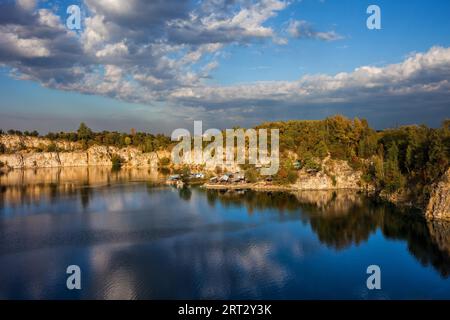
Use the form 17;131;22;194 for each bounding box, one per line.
0;167;449;299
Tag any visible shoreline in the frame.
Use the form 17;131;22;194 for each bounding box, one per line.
1;166;448;221
202;182;368;193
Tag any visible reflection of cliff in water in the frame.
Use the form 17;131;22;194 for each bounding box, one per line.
0;167;162;209
202;189;450;277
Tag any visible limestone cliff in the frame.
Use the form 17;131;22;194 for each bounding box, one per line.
291;158;363;190
0;135;159;169
426;168;450;220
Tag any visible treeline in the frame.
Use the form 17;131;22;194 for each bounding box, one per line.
1;117;449;201
0;123;173;153
259;115;450;201
0;129;39;137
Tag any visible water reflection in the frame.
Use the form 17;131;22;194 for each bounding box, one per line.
0;168;449;299
0;167;162;210
203;189;450;278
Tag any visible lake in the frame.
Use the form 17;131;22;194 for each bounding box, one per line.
0;167;449;299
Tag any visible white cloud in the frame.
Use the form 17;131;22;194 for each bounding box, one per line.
287;20;343;41
0;0;449;129
169;46;450;107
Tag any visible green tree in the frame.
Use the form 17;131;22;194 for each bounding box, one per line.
77;122;93;141
384;143;405;193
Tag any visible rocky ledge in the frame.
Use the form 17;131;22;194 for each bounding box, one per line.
426;168;450;221
0;146;159;169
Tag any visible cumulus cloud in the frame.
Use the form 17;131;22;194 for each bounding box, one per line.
0;0;291;103
166;46;450;129
287;19;343;41
167;0;288;45
171;46;450;104
0;0;449;130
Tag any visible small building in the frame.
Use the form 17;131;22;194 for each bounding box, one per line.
168;174;181;181
231;174;245;183
219;175;230;183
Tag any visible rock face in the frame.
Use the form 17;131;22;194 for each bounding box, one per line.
426;168;450;220
426;219;450;256
0;135;79;151
0;135;159;169
291;159;362;190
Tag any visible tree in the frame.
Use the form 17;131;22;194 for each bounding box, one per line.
77;122;93;141
384;143;405;193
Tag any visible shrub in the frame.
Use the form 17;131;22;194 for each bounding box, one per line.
46;143;58;152
159;157;171;166
245;167;259;183
111;154;124;170
274;163;298;185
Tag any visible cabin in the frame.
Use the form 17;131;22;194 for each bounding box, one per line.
218;175;230;183
168;174;181;181
190;173;205;179
231;173;245;183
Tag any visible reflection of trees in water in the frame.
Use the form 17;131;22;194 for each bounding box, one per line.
79;184;92;209
202;189;450;277
178;187;192;201
383;214;450;278
204;189;301;215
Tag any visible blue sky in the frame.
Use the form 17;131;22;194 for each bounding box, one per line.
0;0;449;134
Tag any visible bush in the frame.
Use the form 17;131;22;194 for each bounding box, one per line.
274;163;298;185
111;154;124;170
46;143;58;152
302;153;321;172
245;167;259;183
159;157;171;166
0;143;5;154
287;169;298;184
